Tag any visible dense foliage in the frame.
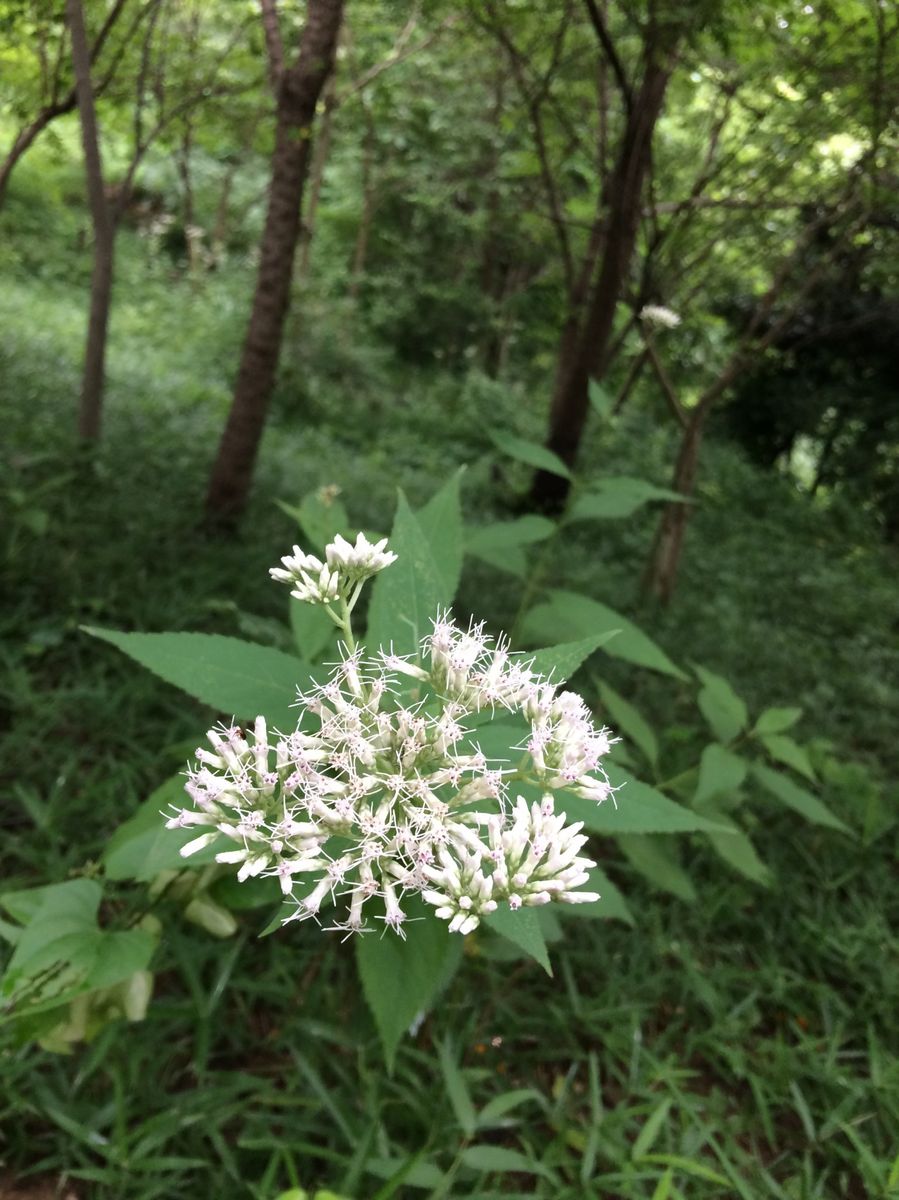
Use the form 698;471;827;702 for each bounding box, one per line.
1;0;897;1197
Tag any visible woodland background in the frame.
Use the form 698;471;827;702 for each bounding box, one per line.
1;0;898;1197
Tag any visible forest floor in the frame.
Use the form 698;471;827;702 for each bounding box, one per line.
1;197;898;1199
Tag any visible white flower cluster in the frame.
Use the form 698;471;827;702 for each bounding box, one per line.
639;303;681;330
167;535;617;938
270;532;396;606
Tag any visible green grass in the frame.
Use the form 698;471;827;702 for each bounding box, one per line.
1;175;898;1199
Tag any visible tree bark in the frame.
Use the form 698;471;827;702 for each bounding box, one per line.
205;0;344;526
67;0;115;442
531;41;676;509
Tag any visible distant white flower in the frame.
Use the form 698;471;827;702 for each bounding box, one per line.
640;304;681;330
269;533;396;607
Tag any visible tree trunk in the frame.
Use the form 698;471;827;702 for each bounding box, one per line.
205;0;344;526
531;47;675;509
296;77;336;281
642;402;708;604
67;0;115;442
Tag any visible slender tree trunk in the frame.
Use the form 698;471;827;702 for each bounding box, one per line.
643;400;708;603
531;47;676;509
67;0;115;442
297;77;336;281
205;0;344;525
348;106;376;301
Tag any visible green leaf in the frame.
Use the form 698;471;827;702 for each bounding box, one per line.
483;905;552;975
632;1098;673;1160
700;811;771;885
103;775;222;881
638;1155;729;1187
618;835;697;901
527;632;620;683
289;599;335;662
753;706;802;735
365;493;446;658
598;681;658;767
556;866;634;924
567;477;689;522
751;763;849;832
438;1038;477;1136
477;1089;542;1127
489;430;572;480
416;470;465;602
83;629;308;730
277;490;351;551
761;734;816;781
694;744;748;807
484;907;547;974
365;1157;445;1190
588;378;613;421
355;901;463;1069
563;766;730;835
460;1145;551;1177
694;664;747;743
521;591;686;680
466;515;556;578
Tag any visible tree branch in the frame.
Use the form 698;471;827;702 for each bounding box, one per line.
258;0;284;92
582;0;632;110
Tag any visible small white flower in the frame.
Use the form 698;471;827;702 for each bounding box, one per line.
640;303;681;330
325;532;397;583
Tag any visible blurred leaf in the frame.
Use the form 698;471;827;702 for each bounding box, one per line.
588;378;613;420
365;1157;444;1190
618;835;697;901
598;681;658;767
467;515;555;578
277;489;350;552
416;469;465;601
521;591;686;679
751;764;849;832
365;492;446;658
694;664;747;743
563;766;731;835
761;734;816;780
83;629;307;729
438;1038;477;1136
484;905;552;975
489;430;572;480
460;1145;552;1176
700;809;771;884
567;477;689;522
694;744;748;807
753;706;802;735
478;1089;542;1127
632;1098;673;1159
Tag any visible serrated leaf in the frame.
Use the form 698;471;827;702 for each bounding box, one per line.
598;681;658;767
365;493;446;658
489;430;572;480
527;632;620;682
694;744;748;807
416;470;465;602
483;905;552;975
618;835;697;901
751;763;849;832
567;477;689;522
521;591;686;679
83;629;308;729
355;901;463;1069
564;767;731;835
761;734;816;781
694;664;747;743
753;706;802;735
